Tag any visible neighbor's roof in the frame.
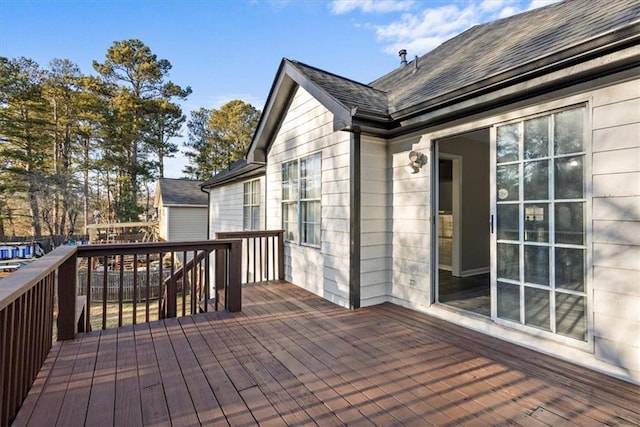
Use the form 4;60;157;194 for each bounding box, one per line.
156;178;207;206
200;160;265;189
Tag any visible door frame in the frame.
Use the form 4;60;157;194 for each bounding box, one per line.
437;152;463;278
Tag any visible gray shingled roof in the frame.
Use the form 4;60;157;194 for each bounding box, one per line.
374;0;640;115
157;178;207;206
287;61;389;117
287;0;639;120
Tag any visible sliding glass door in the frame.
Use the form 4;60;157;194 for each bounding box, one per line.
492;106;588;341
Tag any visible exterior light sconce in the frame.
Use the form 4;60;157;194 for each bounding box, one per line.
408;151;428;173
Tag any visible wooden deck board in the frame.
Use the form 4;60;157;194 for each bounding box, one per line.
15;280;640;426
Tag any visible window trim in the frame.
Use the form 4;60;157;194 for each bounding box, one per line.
281;152;322;248
243;179;261;231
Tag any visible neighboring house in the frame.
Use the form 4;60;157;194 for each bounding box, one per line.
154;178;208;241
206;0;640;383
201;160;266;234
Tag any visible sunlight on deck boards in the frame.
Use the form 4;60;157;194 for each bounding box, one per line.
14;281;640;426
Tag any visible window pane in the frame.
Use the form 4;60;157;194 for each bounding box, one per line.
555;202;584;245
554;108;584;155
497;204;519;241
497;282;520;322
524;116;549;159
554;156;584;200
524;203;548;243
497;123;520;163
555;247;584;291
497;164;519;202
302;201;320;245
525;287;550;331
282;202;297;241
282;161;298;201
251;206;260;230
243;207;250;230
523;160;548;200
497;243;519;281
244;182;250;204
524;245;549;285
301;153;321;199
556;293;586;341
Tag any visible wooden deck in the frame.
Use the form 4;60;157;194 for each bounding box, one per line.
13;281;640;426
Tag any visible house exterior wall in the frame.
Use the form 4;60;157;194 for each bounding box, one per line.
360;136;391;306
385;74;640;382
590;78;640;376
166;206;208;241
207;176;265;238
265;86;352;306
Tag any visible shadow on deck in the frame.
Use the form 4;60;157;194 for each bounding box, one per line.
14;281;640;426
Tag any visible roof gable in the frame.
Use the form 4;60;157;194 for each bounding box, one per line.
156;178;207;207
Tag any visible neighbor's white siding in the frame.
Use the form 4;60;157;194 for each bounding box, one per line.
360;136;391;306
166;206;208;241
265;86;352;307
208;177;265;238
590;78;640;376
158;206;169;241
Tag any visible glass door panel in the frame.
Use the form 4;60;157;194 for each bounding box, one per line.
493;106;587;341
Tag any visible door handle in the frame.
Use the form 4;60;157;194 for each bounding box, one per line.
490;214;494;234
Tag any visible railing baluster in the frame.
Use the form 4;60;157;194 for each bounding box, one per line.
146;252;151;323
158;252;164;319
102;256;108;330
86;256;92;332
182;250;187;317
118;254;124;327
132;253;138;325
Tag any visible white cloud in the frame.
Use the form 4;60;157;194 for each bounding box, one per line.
480;0;517;12
337;0;564;59
330;0;414;15
374;4;478;55
526;0;561;10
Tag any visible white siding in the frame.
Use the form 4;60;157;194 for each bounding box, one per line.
166;207;208;241
158;206;169;241
265;86;352;307
387;136;432;309
208;176;265;238
590;78;640;376
360;136;391;306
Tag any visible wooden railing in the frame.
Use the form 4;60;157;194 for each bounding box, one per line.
0;231;284;425
0;239;242;425
75;240;242;331
215;230;285;284
0;246;73;426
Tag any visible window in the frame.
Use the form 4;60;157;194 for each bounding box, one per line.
282;152;321;245
495;106;587;341
243;179;260;230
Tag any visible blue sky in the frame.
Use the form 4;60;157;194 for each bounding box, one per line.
0;0;558;177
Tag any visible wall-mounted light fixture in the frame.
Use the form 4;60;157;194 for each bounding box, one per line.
408;150;428;173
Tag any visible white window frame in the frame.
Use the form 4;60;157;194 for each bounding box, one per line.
281;152;321;247
243;179;261;231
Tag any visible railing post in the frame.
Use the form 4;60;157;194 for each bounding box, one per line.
215;249;226;310
57;249;78;340
226;240;242;312
277;230;285;281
